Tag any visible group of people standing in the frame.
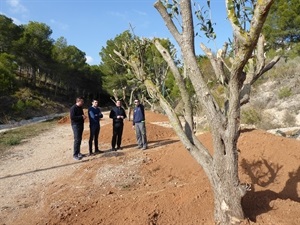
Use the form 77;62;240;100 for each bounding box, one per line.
69;97;147;160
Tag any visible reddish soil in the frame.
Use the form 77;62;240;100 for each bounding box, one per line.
0;111;299;225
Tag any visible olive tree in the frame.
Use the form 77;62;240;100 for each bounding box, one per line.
113;0;280;224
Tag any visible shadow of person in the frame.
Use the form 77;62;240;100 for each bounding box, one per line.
241;158;300;222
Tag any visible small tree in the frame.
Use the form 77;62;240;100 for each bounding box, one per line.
114;0;280;224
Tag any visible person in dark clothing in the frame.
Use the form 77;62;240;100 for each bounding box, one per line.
109;100;127;151
70;97;86;160
88;99;103;155
132;99;147;150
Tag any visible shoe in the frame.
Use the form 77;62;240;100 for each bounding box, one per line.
116;146;123;150
111;148;117;151
136;146;142;149
78;153;84;158
88;152;94;156
142;146;147;150
73;155;82;160
95;150;103;154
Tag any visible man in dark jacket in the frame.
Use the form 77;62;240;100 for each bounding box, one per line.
132;99;147;150
109;100;127;151
88;99;103;155
70;97;86;160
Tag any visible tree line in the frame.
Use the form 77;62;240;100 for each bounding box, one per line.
0;14;105;101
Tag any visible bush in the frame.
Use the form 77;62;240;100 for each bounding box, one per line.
4;135;21;146
241;108;261;125
278;86;292;99
13;99;26;112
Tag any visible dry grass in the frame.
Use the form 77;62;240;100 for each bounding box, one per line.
0;119;57;154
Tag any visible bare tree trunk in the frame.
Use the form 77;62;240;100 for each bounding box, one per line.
212;178;244;224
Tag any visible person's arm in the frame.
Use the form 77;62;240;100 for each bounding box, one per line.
141;104;145;121
89;108;96;123
99;108;103;119
123;108;127;119
109;108;116;119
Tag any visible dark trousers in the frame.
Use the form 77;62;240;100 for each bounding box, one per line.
72;123;84;157
111;123;124;148
89;124;100;152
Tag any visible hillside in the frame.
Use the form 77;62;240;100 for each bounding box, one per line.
0;111;299;224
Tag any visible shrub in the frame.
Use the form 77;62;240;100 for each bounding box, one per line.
278;86;292;99
4;135;21;145
241;108;261;125
13;99;26;112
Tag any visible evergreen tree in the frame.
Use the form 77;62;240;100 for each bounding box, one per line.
263;0;300;49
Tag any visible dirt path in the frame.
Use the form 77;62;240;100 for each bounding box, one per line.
1;111;300;225
0;121;75;223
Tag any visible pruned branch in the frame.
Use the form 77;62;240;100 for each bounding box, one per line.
154;1;181;44
200;43;229;85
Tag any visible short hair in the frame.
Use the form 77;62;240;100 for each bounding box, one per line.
76;97;84;102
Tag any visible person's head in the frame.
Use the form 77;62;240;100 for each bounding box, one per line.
76;97;84;107
134;99;140;106
92;99;98;107
116;100;121;107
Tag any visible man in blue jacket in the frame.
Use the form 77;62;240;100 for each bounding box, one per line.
88;99;103;155
132;99;147;150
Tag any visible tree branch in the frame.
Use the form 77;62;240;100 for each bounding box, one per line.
154;1;182;44
200;43;228;85
154;39;194;139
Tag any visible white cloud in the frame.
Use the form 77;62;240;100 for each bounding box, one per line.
6;0;28;14
0;11;22;25
85;56;94;65
11;16;21;25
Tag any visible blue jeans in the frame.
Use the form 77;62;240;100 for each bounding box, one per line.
72;123;84;157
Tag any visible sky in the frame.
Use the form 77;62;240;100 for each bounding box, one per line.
0;0;233;65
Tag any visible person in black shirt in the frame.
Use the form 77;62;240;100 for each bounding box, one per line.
109;100;127;151
70;97;86;160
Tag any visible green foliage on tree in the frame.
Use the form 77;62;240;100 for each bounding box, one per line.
13;21;54;84
99;30;177;104
263;0;300;50
99;31;135;97
0;53;17;94
0;14;105;104
0;15;22;54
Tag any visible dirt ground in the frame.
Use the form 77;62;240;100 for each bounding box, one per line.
0;110;299;225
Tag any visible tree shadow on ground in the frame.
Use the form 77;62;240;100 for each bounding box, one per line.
0;157;93;180
241;158;300;222
122;139;179;150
